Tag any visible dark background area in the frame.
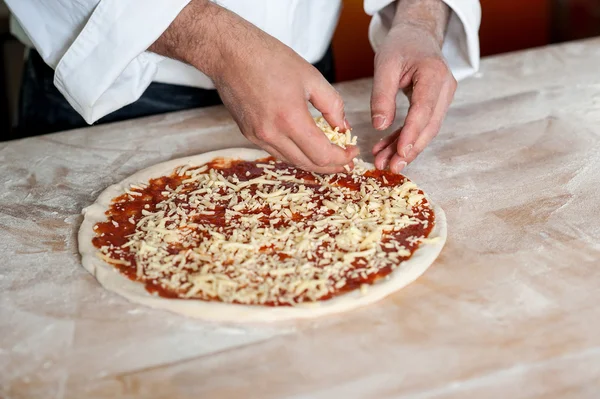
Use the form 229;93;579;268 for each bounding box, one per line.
2;0;600;140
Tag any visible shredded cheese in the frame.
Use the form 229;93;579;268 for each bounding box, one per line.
95;154;433;306
315;116;357;149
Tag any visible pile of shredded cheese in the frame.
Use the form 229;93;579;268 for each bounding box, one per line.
94;157;434;306
315;116;357;149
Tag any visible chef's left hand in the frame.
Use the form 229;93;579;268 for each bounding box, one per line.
370;0;455;173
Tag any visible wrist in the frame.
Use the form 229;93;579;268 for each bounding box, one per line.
392;0;450;47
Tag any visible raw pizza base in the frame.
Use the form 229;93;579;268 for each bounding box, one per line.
78;148;447;322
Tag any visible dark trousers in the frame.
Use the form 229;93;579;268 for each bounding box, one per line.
13;48;336;139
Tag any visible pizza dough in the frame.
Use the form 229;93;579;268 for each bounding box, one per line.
78;148;447;322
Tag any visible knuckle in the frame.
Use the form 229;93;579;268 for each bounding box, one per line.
293;158;317;172
287;154;303;166
371;93;394;113
371;92;389;106
426;57;449;73
419;57;450;80
313;153;331;168
450;76;458;90
374;52;396;70
370;95;383;109
407;148;422;163
308;64;321;77
373;52;385;67
330;93;344;112
307;65;325;82
303;164;320;173
254;127;274;142
243;132;260;145
275;109;291;125
411;102;434;117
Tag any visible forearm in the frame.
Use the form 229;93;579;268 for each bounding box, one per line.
151;0;355;172
149;0;228;78
393;0;451;46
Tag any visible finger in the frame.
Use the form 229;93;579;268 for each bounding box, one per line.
244;132;291;163
371;56;401;131
406;79;455;164
394;68;444;162
373;136;399;171
388;152;407;174
272;135;349;174
284;110;359;168
371;78;417;157
389;77;456;172
259;143;291;164
252;132;352;173
372;128;400;156
308;73;349;131
369;85;410;157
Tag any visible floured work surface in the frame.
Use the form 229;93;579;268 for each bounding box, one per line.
3;38;600;398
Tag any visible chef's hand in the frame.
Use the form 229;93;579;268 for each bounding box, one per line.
150;0;357;173
371;0;455;173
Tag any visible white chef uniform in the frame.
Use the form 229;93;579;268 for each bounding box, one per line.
6;0;481;124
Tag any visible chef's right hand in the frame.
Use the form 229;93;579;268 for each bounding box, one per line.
150;0;358;173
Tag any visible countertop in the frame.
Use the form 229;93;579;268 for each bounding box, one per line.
2;38;600;398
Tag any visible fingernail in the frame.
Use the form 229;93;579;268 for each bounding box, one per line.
344;118;351;130
377;158;389;171
372;115;387;130
392;161;407;174
402;144;413;158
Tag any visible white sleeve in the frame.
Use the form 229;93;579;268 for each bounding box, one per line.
5;0;191;124
364;0;481;80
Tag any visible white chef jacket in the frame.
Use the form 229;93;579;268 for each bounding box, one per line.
6;0;480;125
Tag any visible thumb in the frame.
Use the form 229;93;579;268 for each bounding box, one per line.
308;75;349;131
371;58;400;131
